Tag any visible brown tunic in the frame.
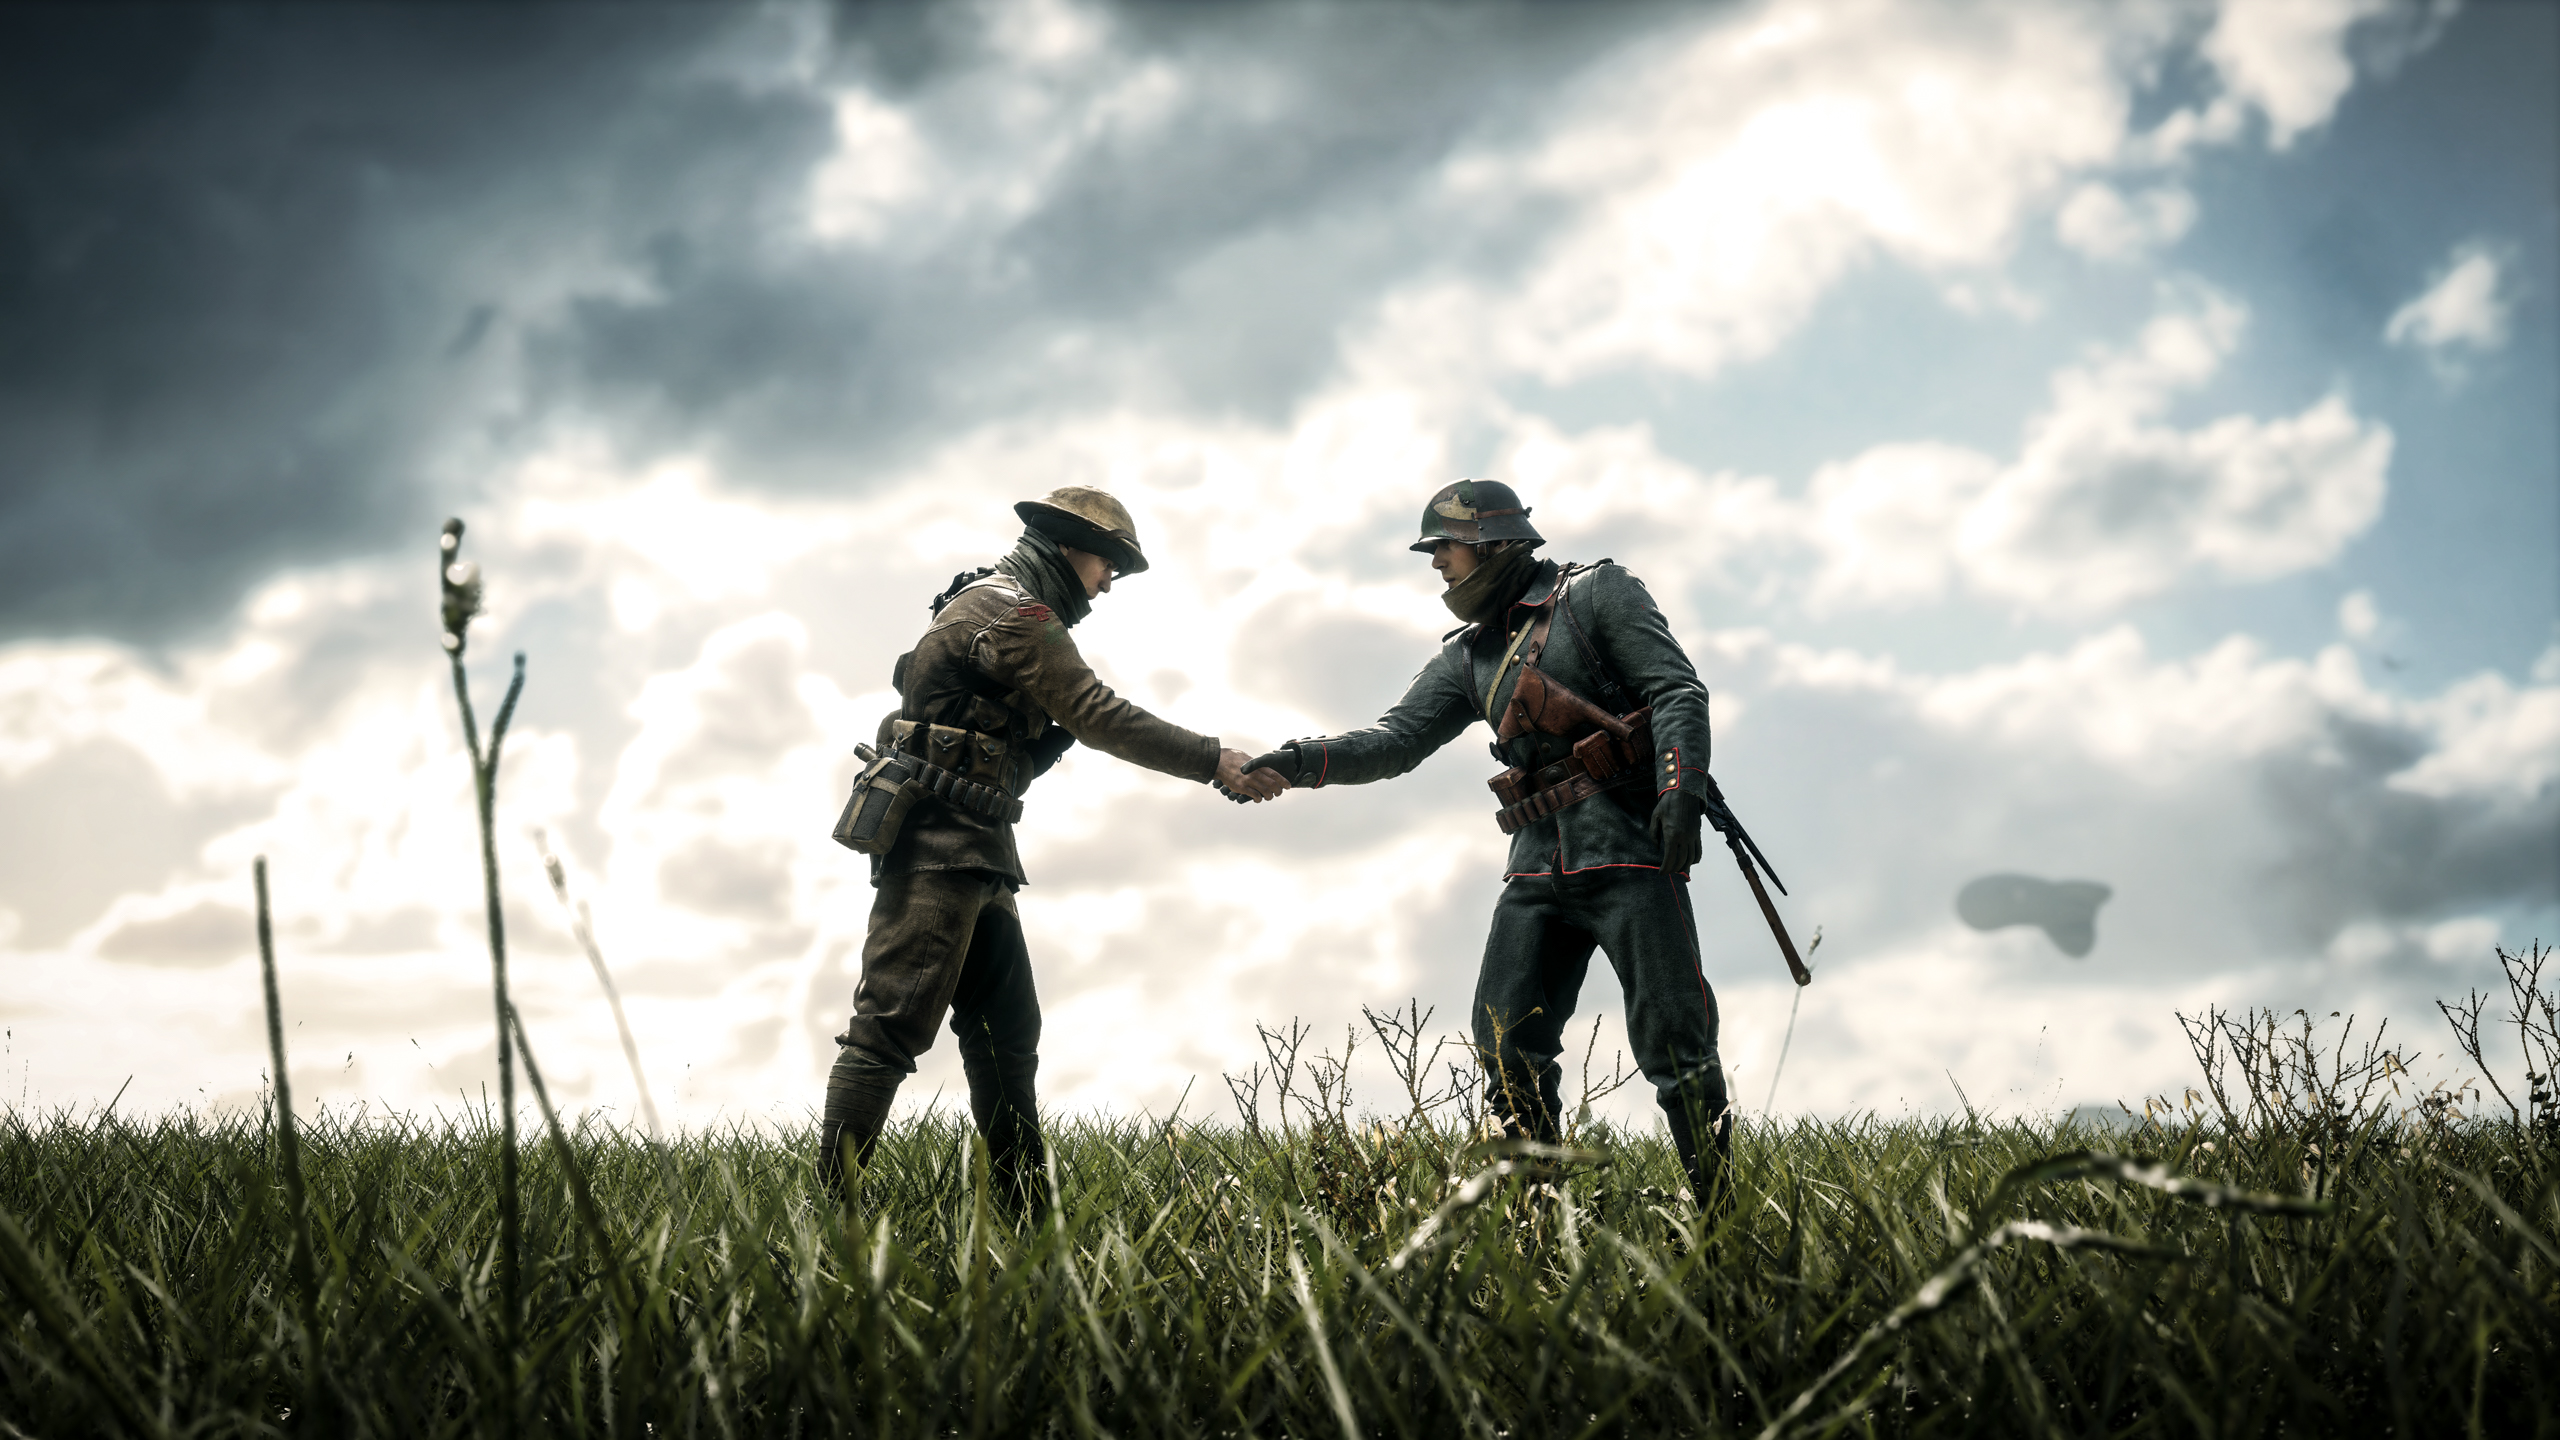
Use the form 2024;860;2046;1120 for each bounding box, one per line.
874;573;1220;886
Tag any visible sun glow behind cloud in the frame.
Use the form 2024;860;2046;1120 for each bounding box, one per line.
0;0;2548;1135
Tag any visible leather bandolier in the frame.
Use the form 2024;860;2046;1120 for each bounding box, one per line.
1481;566;1657;837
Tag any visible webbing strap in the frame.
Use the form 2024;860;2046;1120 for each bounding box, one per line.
1484;604;1553;725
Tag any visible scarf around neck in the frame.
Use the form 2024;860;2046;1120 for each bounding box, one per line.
995;528;1094;628
1441;542;1545;626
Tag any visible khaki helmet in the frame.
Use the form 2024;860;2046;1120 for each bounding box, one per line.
1409;478;1542;554
1015;486;1150;575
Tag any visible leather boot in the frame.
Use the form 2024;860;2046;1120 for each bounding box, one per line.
965;1055;1049;1221
987;1121;1050;1222
819;1045;902;1203
1668;1105;1735;1218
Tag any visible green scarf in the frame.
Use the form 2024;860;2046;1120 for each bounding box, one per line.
1441;543;1545;626
995;529;1094;628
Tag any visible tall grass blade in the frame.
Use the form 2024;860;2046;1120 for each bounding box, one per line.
253;856;326;1428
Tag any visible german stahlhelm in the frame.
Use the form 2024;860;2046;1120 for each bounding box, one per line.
1016;486;1150;576
1409;478;1543;554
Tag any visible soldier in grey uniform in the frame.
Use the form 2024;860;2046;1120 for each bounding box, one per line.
1243;480;1736;1208
822;486;1284;1207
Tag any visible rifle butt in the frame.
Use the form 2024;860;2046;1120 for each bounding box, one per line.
1732;840;1811;986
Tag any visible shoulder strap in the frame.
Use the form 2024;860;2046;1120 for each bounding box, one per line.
1553;561;1634;710
1484;603;1557;725
928;566;1000;615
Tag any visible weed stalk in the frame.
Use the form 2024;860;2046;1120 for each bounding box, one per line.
441;517;528;1429
253;857;326;1427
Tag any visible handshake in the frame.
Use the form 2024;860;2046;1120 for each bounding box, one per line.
1210;742;1307;805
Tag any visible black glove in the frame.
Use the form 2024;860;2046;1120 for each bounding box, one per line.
1025;723;1076;780
1240;744;1307;787
1650;790;1708;872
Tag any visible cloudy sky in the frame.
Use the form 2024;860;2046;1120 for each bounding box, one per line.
3;0;2552;1134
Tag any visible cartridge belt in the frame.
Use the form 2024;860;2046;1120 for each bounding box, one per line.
892;718;1027;824
909;756;1025;824
1488;704;1656;836
1494;761;1636;836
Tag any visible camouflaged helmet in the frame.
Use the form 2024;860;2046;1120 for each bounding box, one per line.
1409;478;1543;554
1016;486;1150;576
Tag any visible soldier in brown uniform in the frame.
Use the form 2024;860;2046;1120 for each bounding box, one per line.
821;487;1285;1207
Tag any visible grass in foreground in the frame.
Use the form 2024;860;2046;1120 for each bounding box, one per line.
3;1027;2555;1440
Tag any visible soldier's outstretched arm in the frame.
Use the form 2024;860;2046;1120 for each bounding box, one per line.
1241;644;1477;790
971;603;1287;795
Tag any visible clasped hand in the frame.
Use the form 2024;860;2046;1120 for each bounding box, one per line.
1214;747;1290;803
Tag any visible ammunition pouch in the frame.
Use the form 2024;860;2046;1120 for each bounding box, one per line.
830;722;1027;856
1488;706;1654;836
894;719;1024;796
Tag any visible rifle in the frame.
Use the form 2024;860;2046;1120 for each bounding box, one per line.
1700;775;1810;987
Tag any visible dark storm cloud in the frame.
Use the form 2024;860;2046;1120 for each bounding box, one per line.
2258;713;2559;946
538;2;1677;480
0;5;789;643
3;1;1680;645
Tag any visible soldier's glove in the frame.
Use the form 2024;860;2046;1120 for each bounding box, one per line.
1240;744;1308;787
1650;790;1709;873
1026;723;1076;780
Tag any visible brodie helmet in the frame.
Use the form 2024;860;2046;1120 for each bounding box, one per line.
1016;486;1150;576
1409;478;1543;554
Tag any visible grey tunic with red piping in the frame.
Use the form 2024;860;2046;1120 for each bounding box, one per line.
1287;558;1713;877
1286;556;1727;1139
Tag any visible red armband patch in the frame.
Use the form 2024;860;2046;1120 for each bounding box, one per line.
1016;603;1054;622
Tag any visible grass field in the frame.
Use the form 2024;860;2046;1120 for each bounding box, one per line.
3;961;2555;1438
5;533;2544;1437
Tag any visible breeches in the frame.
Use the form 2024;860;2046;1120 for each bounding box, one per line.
834;868;1041;1148
1472;867;1726;1136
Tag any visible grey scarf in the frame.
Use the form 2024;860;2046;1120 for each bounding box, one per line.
995;528;1093;628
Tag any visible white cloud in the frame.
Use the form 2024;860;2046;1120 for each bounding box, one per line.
0;0;2506;1131
2338;589;2380;640
1;434;2545;1128
1399;287;2394;625
2385;243;2514;376
2055;182;2198;262
1808;289;2390;613
2389;669;2560;802
1385;0;2147;387
2202;0;2392;149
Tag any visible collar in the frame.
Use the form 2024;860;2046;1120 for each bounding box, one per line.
1511;559;1564;611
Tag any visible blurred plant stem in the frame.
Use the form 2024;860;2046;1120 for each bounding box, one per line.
441;518;526;1435
254;856;326;1432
